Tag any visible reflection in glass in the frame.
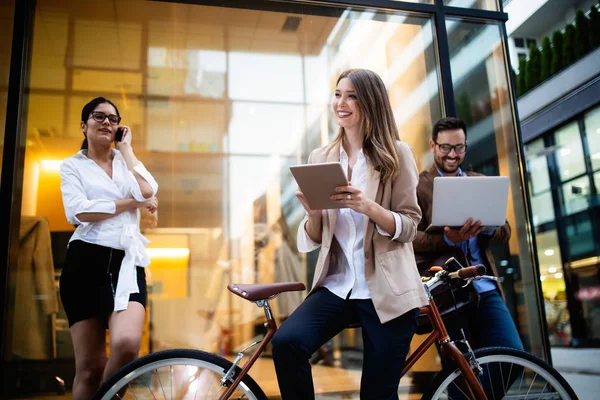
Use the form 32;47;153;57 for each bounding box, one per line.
584;105;600;171
555;121;586;182
11;0;445;397
561;175;591;216
535;229;570;346
525;139;551;195
445;18;545;354
595;171;600;204
531;191;554;226
0;0;14;174
564;215;595;259
444;0;499;11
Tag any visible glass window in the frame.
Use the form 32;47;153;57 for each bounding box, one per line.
584;105;600;171
555;121;586;182
535;229;570;346
525;139;551;194
444;0;499;11
564;214;595;259
560;175;592;216
0;0;15;178
5;0;448;397
445;18;544;353
531;191;555;226
595;171;600;204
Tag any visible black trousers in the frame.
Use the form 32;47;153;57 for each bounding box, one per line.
271;288;419;400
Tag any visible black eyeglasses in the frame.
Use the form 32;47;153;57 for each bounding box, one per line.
89;111;121;125
435;142;467;154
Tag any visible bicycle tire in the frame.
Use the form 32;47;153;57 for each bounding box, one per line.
93;348;268;400
423;347;578;400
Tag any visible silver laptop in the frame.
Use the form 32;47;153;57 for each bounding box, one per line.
428;176;509;231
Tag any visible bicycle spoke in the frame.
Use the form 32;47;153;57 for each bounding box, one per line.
505;362;514;393
429;350;575;400
485;363;495;400
499;361;506;394
154;368;167;399
449;379;470;399
526;372;538;397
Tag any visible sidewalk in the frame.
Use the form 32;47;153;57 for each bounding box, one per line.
551;347;600;400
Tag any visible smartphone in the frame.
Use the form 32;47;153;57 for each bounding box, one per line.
114;127;124;142
444;257;465;272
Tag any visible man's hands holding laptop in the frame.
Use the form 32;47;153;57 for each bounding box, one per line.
443;218;487;244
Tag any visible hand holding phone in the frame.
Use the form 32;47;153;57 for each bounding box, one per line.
114;127;124;142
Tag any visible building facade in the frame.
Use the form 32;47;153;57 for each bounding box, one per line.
1;0;548;397
505;0;600;347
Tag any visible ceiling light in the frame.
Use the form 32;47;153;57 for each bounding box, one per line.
41;160;63;171
544;249;555;256
548;266;557;273
540;275;546;281
554;272;563;279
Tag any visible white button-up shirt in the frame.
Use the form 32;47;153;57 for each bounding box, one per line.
297;147;402;300
60;149;158;311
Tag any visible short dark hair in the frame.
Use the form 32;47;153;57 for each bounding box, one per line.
432;117;467;142
80;97;120;150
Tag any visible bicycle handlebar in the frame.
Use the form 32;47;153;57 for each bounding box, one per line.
448;265;487;279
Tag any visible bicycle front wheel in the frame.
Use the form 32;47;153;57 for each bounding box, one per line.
93;349;268;400
424;347;578;400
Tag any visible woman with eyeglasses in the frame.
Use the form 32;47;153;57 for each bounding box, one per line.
59;97;158;399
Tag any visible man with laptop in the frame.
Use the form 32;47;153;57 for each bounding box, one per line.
413;117;523;357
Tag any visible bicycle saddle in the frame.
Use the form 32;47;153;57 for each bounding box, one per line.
227;282;306;301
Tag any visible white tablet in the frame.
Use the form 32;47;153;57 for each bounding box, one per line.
428;176;509;231
290;162;349;210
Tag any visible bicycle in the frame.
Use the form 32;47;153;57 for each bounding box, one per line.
93;260;578;399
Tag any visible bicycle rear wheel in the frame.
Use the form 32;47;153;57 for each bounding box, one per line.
93;349;268;400
423;347;578;400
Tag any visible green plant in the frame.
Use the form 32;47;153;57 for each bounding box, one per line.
517;58;527;96
589;4;600;49
562;24;576;66
540;36;552;81
574;9;591;58
525;44;541;91
551;30;564;74
456;91;473;126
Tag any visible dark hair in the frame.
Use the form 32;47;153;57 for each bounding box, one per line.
80;97;120;150
329;69;401;182
432;117;467;142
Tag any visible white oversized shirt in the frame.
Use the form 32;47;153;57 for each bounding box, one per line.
297;147;402;300
60;149;158;311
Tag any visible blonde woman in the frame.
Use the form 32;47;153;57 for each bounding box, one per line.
271;69;427;399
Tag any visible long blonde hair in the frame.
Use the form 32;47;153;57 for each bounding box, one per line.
329;69;400;182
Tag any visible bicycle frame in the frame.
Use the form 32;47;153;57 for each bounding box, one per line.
401;286;488;400
219;277;488;400
218;299;278;400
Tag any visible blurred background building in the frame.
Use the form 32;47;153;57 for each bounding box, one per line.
505;0;600;349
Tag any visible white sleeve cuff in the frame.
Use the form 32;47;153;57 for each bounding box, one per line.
71;199;116;223
297;217;321;253
128;163;159;201
376;211;403;240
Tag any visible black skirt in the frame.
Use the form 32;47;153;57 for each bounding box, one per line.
59;240;147;327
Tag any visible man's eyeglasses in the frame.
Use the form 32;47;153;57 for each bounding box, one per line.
435;142;467;154
89;111;121;125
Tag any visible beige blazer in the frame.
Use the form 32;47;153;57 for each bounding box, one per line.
301;140;428;323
